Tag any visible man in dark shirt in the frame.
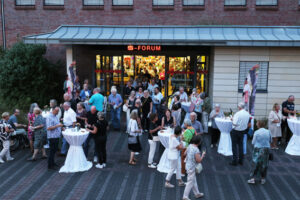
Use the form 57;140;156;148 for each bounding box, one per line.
84;106;98;161
141;90;152;132
63;93;77;112
281;95;296;144
124;81;135;99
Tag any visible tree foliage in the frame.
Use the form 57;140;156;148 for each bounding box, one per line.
0;42;63;110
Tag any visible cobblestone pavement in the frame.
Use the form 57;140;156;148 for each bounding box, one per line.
0;130;299;200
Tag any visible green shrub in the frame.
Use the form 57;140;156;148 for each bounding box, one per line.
0;42;63;111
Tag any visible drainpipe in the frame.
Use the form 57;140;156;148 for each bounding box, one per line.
1;0;6;49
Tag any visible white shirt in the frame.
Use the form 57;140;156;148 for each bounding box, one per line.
232;109;251;131
152;92;163;105
63;108;77;127
127;119;139;137
179;92;188;102
168;135;180;160
147;84;158;95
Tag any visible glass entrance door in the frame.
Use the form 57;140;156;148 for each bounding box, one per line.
96;55;122;96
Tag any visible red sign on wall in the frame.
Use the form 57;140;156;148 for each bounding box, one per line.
127;45;161;51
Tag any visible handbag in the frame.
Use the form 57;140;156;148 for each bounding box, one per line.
122;104;128;112
195;163;203;174
153;136;160;142
128;135;137;144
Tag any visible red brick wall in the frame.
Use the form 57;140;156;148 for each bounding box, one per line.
1;0;300;60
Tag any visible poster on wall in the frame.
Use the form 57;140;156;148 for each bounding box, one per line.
244;64;260;116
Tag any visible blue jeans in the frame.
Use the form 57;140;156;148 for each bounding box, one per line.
152;104;159;114
61;137;69;155
84;134;97;158
110;108;121;129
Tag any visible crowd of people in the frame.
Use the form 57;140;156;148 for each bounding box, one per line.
0;74;298;200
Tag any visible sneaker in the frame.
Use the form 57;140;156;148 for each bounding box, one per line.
43;144;49;149
93;156;98;163
261;179;266;185
152;162;158;166
181;173;185;177
102;163;106;168
195;193;204;198
178;181;186;187
165;182;175;188
6;157;14;161
211;144;214;148
0;158;4;164
148;164;157;169
135;152;140;155
247;179;255;184
95;164;103;169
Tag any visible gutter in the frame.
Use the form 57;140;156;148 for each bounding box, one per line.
1;0;6;49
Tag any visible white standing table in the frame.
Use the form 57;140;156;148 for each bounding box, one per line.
157;128;181;173
59;129;93;173
215;118;233;156
286;119;300;156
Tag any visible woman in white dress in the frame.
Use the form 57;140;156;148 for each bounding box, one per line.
268;103;283;149
127;111;142;165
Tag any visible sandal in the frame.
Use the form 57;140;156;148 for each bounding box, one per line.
247;178;255;184
129;161;136;165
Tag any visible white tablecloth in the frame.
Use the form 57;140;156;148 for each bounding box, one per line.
157;128;181;173
215;118;233;156
285;119;300;156
59;129;93;173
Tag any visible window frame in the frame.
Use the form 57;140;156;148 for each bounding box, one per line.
152;0;174;6
82;0;104;6
182;0;205;6
15;0;35;6
43;0;64;6
224;0;247;6
238;61;269;93
112;0;133;6
255;0;277;6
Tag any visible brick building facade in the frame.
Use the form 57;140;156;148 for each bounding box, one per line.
1;0;300;117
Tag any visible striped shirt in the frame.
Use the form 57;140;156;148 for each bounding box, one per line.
46;113;61;139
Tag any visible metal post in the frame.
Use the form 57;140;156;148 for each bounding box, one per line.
1;0;6;49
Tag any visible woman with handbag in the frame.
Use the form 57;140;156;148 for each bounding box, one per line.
183;135;206;200
248;120;272;185
27;107;48;161
165;126;185;188
127;111;142;165
148;113;162;169
268;103;283;150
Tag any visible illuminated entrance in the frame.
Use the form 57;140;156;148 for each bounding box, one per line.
95;46;209;98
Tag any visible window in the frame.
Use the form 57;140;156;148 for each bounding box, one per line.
83;0;103;5
183;0;204;6
153;0;174;6
113;0;133;5
256;0;277;6
238;61;268;92
16;0;35;5
225;0;246;6
44;0;64;5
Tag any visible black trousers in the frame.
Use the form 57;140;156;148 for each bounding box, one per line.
210;127;220;145
48;138;59;168
230;130;245;163
141;113;150;130
95;137;107;165
281;119;292;144
195;112;202;123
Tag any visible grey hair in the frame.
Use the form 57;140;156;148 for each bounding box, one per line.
111;88;117;93
93;88;98;93
144;90;149;93
190;112;197;117
97;112;105;119
135;99;141;105
50;99;57;107
2;112;10;118
184;119;192;126
215;104;220;108
64;102;71;107
238;102;245;109
33;107;42;114
29;103;38;113
179;86;184;90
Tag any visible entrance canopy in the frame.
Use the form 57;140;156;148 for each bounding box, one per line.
23;25;300;47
